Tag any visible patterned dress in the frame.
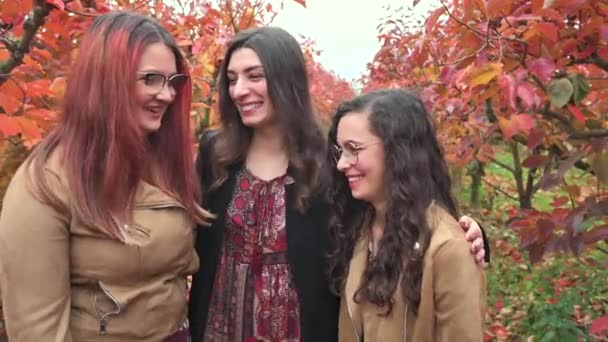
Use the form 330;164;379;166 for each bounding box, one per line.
204;169;301;342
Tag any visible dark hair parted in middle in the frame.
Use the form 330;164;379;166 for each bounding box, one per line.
209;26;326;211
327;88;459;315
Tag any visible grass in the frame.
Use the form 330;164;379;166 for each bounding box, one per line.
451;146;608;340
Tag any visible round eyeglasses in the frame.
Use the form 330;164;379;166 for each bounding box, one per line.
137;72;188;95
331;141;382;166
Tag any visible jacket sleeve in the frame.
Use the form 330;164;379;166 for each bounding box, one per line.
0;166;73;342
433;236;486;342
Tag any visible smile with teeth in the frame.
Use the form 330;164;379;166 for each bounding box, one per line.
348;175;363;183
146;107;162;113
240;103;262;112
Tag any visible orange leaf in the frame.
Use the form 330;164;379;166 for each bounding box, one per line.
0;92;23;115
26;79;55;98
14;116;42;145
50;77;67;97
425;7;446;35
487;0;512;17
498;114;535;139
469;63;502;87
0;114;22;137
536;22;559;42
25;108;57;121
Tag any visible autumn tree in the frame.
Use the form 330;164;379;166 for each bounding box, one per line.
364;0;608;263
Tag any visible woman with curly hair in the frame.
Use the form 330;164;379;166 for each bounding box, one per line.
328;89;486;341
189;28;489;342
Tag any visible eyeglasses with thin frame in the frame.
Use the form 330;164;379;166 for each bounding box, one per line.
137;72;188;95
331;141;382;166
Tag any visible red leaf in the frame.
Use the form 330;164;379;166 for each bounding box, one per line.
46;0;65;10
425;7;446;35
590;315;608;336
439;66;457;85
522;154;550;168
544;0;590;13
536;22;559;42
517;82;540;109
527;129;545;149
599;25;608;43
498;74;517;109
487;0;513;16
528;57;556;83
550;196;569;207
582;225;608;244
0;114;22;137
498;114;536;139
291;0;306;8
567;104;586;123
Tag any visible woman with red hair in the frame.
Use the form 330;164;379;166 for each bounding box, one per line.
0;11;212;341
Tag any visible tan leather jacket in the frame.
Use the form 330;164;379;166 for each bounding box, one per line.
0;151;199;341
339;204;486;342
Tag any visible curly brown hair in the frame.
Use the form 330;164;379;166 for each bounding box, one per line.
327;89;459;315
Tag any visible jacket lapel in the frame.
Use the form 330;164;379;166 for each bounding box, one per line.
344;235;368;339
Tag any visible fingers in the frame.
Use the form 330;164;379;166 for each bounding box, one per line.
458;215;474;231
462;218;482;241
196;206;217;226
471;238;485;265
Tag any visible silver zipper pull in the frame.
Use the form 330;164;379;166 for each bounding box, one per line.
99;317;107;335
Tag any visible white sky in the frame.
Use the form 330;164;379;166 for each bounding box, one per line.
271;0;441;82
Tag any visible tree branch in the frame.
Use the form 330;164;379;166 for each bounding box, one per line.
576;53;608;73
0;37;17;52
0;0;55;85
569;129;608;140
538;105;572;129
489;156;515;173
482;178;519;201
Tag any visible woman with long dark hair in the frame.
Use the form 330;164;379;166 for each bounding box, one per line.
0;11;211;341
189;27;488;342
328;89;486;341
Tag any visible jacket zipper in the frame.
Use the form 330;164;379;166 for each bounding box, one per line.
345;299;362;342
135;201;185;210
403;304;408;342
93;281;122;335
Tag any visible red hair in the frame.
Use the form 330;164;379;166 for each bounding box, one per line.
27;11;204;240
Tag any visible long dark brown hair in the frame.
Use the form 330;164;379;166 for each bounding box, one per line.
327;89;458;315
26;11;207;240
209;26;326;211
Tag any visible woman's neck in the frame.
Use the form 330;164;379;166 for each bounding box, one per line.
246;125;289;180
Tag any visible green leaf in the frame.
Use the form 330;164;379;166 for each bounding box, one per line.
567;74;590;105
547;78;574;108
540;330;557;342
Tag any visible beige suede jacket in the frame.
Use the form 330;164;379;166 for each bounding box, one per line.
0;151;199;341
339;204;486;342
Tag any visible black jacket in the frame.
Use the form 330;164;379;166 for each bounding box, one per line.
188;130;340;342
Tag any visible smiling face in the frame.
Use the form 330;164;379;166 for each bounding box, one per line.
335;111;386;206
226;47;275;129
135;42;183;134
